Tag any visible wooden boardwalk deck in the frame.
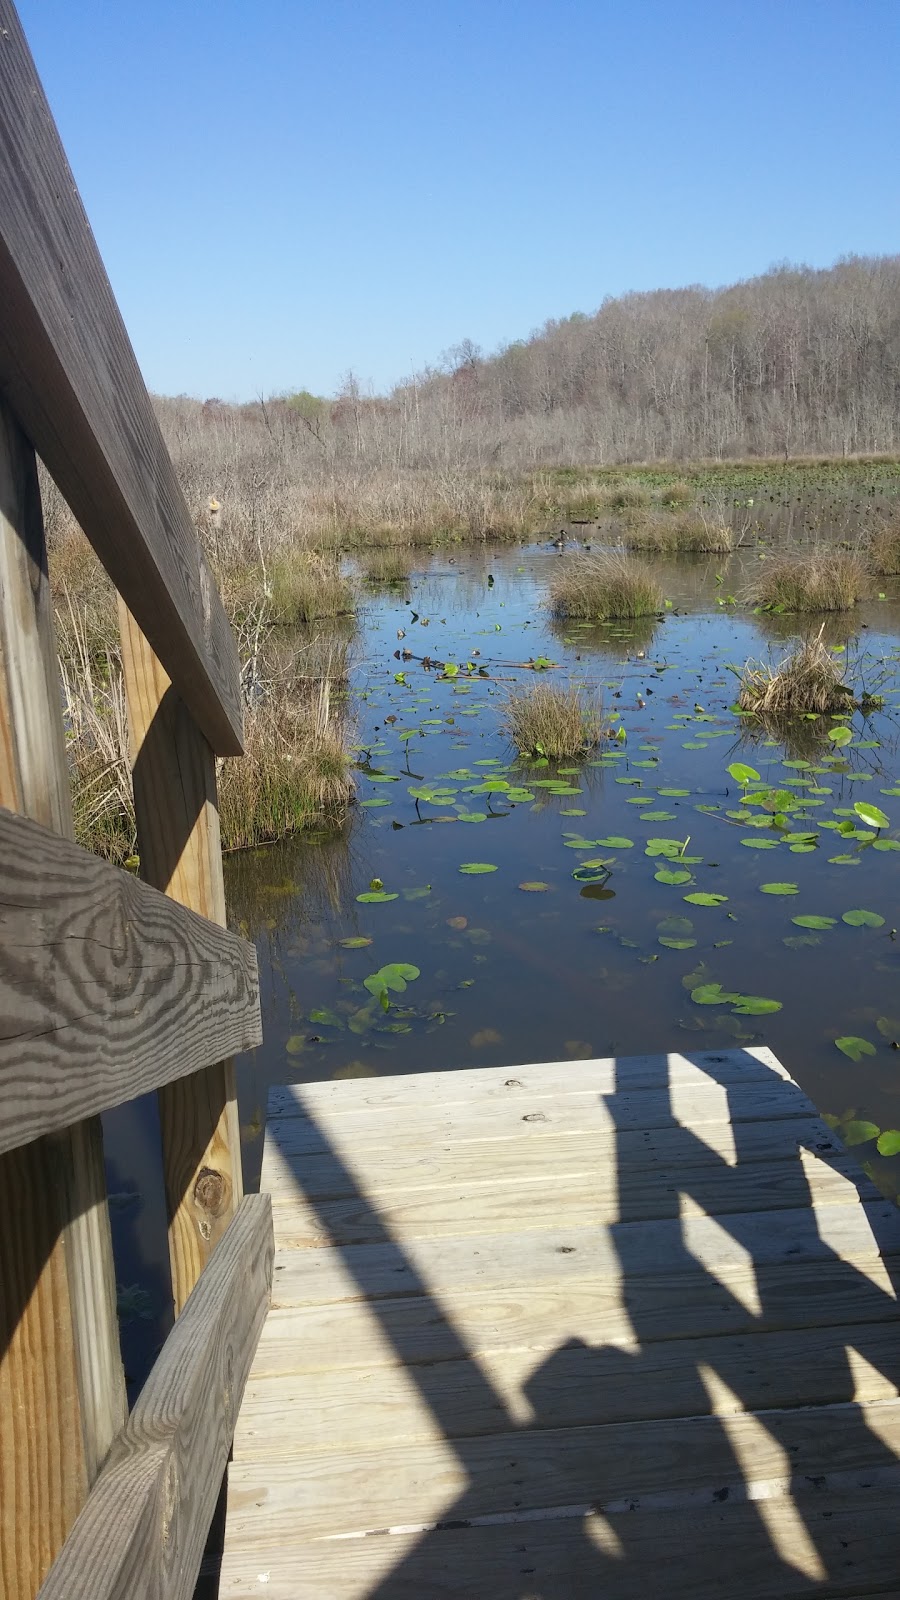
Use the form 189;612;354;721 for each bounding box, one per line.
220;1047;900;1599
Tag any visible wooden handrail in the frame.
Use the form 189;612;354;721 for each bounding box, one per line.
0;807;261;1155
0;2;243;755
37;1196;274;1600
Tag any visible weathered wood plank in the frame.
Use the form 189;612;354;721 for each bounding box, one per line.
38;1196;274;1600
265;1076;817;1161
0;806;261;1154
268;1150;869;1247
227;1398;900;1543
251;1254;900;1375
271;1200;900;1307
236;1320;900;1456
0;3;242;754
0;399;125;1600
120;602;244;1315
261;1113;845;1200
219;1479;900;1599
266;1046;791;1118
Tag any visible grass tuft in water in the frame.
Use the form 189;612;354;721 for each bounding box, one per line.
749;550;866;612
503;681;604;758
738;629;855;717
868;514;900;576
548;552;663;620
622;512;733;554
361;546;412;585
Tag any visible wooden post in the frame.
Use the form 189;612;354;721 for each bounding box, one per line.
0;399;126;1597
118;601;244;1316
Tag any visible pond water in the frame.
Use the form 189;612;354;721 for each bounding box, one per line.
106;532;900;1386
231;540;900;1194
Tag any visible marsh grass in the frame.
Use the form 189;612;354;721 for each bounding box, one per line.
503;681;604;758
606;481;651;512
549;551;664;620
361;546;412;585
749;550;866;611
656;480;693;507
868;515;900;575
737;630;855;717
622;512;733;554
219;676;353;850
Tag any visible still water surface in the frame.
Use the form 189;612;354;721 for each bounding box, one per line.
107;537;900;1383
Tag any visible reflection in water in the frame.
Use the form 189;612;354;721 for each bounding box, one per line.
103;527;900;1390
229;540;900;1216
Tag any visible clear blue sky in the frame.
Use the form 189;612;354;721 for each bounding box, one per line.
19;0;900;401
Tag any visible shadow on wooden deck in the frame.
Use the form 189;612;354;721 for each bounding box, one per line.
228;1050;900;1598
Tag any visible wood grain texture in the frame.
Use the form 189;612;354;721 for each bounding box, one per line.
261;1113;845;1200
266;1046;792;1118
224;1051;900;1597
227;1398;900;1540
38;1195;274;1600
120;602;245;1316
0;806;261;1153
251;1254;900;1376
0;3;242;754
236;1320;900;1456
267;1150;871;1247
219;1483;900;1600
0;400;125;1600
266;1077;817;1161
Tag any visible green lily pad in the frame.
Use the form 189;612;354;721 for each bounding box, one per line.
854;801;890;829
877;1130;900;1156
791;915;836;930
841;1119;880;1143
834;1035;877;1061
841;909;885;927
339;936;374;948
655;867;693;885
458;862;498;874
596;836;634;849
760;882;799;895
519;881;551;892
683;892;728;907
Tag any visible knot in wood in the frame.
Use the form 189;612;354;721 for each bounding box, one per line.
193;1164;229;1218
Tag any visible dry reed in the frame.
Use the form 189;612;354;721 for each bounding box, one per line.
503;681;604;758
749;550;866;611
549;552;664;620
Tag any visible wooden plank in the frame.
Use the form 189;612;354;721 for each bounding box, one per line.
236;1320;900;1455
0;806;261;1154
120;602;244;1314
218;1479;900;1599
267;1046;792;1118
265;1076;817;1160
272;1200;900;1307
38;1195;274;1600
267;1150;869;1247
0;3;242;754
251;1254;900;1375
0;399;125;1600
224;1397;900;1544
261;1114;845;1201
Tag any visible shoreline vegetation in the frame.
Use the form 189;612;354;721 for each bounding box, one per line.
43;376;900;863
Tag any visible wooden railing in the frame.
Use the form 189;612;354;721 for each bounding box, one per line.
0;5;272;1595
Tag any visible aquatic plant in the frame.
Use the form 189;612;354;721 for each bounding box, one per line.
656;480;693;507
868;514;900;575
548;552;664;620
748;550;866;612
622;512;733;554
361;546;411;585
503;681;604;758
737;630;855;717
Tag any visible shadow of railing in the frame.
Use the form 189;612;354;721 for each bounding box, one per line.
264;1048;900;1597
